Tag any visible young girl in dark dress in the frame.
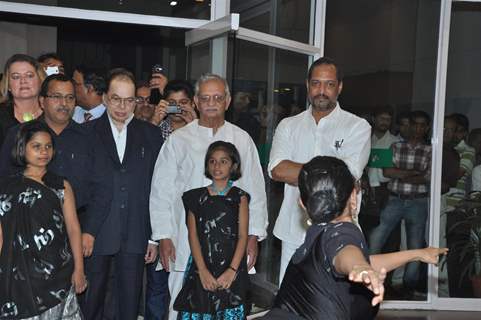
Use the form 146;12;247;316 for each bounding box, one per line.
174;141;249;319
261;156;448;320
0;121;86;319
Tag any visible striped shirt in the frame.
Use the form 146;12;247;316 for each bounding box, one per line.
388;141;431;195
446;139;476;208
159;118;174;141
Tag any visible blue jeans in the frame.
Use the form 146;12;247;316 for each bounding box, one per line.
145;261;169;320
369;196;428;289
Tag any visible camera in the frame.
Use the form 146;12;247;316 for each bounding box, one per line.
152;64;165;74
45;66;60;76
166;104;182;114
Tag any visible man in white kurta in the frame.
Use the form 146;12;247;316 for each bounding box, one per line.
149;74;268;320
268;57;371;283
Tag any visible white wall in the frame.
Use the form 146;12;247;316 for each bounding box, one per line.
0;21;57;71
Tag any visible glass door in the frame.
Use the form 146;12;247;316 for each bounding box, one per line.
433;0;481;311
185;1;323;313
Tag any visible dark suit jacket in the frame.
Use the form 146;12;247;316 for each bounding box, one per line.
83;113;163;255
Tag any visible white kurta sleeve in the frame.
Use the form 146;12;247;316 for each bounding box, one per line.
241;137;269;241
149;137;179;241
343;120;371;180
267;119;291;178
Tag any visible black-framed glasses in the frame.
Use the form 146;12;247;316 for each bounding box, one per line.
46;93;76;105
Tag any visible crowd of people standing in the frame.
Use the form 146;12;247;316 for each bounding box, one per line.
0;53;450;320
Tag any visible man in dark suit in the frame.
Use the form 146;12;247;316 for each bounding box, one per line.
80;68;163;320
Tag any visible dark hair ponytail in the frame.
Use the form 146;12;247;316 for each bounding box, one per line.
298;156;355;223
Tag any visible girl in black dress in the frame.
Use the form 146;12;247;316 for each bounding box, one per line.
174;141;249;319
261;156;448;320
0;121;86;319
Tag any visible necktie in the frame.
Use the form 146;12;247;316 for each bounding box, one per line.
84;112;93;122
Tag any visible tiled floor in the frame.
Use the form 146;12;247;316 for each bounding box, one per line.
377;310;481;319
247;310;481;319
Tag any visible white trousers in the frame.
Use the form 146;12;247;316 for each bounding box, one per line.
279;240;301;286
167;270;185;320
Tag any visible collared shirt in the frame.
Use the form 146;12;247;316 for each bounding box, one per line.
149;120;268;271
454;139;475;190
446;139;476;208
472;165;481;192
388;141;431;195
107;113;134;162
268;104;371;245
368;131;400;187
159;118;174;141
72;103;106;124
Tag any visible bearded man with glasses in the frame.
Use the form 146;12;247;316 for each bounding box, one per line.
150;73;268;320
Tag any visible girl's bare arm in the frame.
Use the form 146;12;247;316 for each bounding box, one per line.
63;181;87;293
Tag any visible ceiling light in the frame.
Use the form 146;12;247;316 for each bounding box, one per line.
170;1;178;6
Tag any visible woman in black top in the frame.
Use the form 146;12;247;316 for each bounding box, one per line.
0;121;86;319
0;54;45;147
261;156;447;320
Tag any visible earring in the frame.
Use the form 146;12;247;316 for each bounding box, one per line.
306;218;313;226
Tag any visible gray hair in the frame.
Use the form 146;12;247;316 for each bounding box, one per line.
194;73;231;98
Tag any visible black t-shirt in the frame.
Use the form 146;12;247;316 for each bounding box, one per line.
270;222;376;320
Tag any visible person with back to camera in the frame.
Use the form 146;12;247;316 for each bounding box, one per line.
174;141;249;319
0;120;86;319
261;156;448;320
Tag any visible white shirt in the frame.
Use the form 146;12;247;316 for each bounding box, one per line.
472;165;481;192
107;113;134;163
149;120;268;271
72;103;106;123
268;104;371;245
368;131;400;187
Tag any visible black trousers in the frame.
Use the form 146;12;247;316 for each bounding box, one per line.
80;252;144;320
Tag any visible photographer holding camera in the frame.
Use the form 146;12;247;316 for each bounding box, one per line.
143;76;197;320
150;79;198;140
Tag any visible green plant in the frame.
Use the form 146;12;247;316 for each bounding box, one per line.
448;191;481;282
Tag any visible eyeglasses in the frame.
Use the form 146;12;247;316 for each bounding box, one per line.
10;72;37;81
46;94;76;105
108;95;136;108
167;99;191;106
135;97;150;105
197;95;226;104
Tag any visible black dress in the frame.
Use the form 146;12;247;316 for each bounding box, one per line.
0;101;19;148
0;172;76;319
174;186;249;319
261;222;378;320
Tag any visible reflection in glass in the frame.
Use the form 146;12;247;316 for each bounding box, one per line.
325;0;440;301
231;0;311;44
0;12;188;82
226;37;308;312
443;2;481;299
187;40;210;83
2;0;211;19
